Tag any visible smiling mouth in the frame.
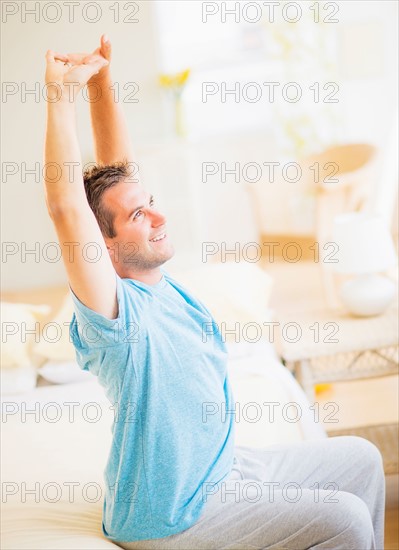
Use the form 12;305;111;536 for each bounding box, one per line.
149;233;167;243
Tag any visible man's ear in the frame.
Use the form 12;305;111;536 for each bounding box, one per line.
105;238;115;259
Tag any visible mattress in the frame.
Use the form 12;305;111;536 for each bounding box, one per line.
1;346;326;549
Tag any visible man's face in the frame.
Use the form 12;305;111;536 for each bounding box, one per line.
103;180;175;277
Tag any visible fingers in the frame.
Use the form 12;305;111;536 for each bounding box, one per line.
100;34;111;60
90;57;110;74
66;53;87;64
81;52;109;67
46;37;110;74
45;50;54;63
69;56;109;84
45;50;69;64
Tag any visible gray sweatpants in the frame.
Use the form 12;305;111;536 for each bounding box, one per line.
115;436;385;550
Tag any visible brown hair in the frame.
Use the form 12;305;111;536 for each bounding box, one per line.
83;160;132;238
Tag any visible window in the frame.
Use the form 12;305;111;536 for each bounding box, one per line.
154;0;340;150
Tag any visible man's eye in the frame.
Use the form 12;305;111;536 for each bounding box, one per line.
133;200;153;220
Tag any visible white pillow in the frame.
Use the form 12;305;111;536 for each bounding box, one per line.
38;360;95;385
33;292;76;362
0;364;38;394
33;262;274;358
0;302;50;368
167;262;274;341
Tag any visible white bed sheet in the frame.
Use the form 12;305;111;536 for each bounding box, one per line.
1;345;326;549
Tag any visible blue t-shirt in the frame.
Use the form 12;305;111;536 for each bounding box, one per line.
69;268;235;543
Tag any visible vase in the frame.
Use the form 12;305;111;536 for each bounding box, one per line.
174;95;186;138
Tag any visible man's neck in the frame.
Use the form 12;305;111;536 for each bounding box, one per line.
117;267;163;286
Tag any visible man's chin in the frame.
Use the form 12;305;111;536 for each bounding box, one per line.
167;243;175;259
159;239;174;256
160;246;175;266
116;242;175;272
152;243;175;267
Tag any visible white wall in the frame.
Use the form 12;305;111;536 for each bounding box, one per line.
1;0;398;291
1;1;165;290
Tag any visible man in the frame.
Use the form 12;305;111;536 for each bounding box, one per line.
44;36;385;550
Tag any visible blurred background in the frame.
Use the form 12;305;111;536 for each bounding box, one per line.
1;0;398;290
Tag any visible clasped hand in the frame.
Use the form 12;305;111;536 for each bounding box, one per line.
44;34;111;102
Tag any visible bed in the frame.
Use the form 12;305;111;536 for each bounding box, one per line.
1;262;327;549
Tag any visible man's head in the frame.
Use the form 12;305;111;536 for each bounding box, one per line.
83;161;174;279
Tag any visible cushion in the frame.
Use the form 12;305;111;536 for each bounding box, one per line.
38;360;96;385
167;262;274;341
1;302;50;368
0;302;50;394
33;262;274;363
0;365;38;395
33;292;76;362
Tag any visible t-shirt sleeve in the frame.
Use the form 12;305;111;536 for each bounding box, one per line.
68;274;143;399
69;274;134;382
69;272;128;349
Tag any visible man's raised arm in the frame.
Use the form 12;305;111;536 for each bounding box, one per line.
43;50;118;319
68;35;134;165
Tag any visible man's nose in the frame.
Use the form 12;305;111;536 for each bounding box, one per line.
149;208;166;226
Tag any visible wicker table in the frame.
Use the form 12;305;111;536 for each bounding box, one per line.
275;300;399;475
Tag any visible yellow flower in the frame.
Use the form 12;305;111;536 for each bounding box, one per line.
315;383;332;394
158;69;191;90
159;74;174;87
176;69;190;86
